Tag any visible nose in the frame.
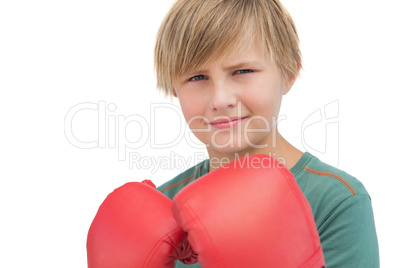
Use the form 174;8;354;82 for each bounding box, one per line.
208;81;238;112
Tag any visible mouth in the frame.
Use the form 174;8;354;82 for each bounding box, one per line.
209;116;248;129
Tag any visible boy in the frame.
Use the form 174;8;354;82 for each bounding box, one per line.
155;0;379;267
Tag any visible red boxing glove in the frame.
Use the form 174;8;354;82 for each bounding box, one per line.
172;155;326;268
87;180;197;268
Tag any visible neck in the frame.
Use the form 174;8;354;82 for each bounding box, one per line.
207;131;303;172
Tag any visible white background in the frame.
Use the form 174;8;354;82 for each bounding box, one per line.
1;0;401;267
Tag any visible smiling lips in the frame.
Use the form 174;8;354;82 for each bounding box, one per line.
209;116;248;129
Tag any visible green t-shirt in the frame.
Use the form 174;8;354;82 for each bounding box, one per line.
157;152;380;268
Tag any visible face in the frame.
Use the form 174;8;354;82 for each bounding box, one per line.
173;42;296;158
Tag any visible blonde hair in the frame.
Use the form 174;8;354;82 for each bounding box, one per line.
154;0;301;97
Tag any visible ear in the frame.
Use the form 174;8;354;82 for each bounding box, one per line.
283;75;297;95
172;87;178;98
283;62;301;95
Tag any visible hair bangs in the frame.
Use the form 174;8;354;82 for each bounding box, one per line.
155;0;302;97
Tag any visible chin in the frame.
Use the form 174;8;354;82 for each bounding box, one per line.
207;142;252;156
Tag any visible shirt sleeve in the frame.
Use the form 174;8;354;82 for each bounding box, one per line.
318;194;379;267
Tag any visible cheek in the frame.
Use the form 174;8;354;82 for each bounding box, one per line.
176;93;205;126
242;91;274;116
243;79;284;117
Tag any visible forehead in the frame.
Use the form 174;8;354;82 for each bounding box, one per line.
220;40;269;67
169;2;272;81
181;37;269;76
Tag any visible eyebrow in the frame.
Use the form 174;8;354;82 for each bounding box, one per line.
223;61;261;71
184;61;261;77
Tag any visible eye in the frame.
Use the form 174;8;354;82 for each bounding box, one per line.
189;75;207;82
235;69;254;75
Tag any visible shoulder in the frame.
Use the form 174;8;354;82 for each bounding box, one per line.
292;153;379;267
157;159;210;200
293;152;369;198
292;153;372;226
